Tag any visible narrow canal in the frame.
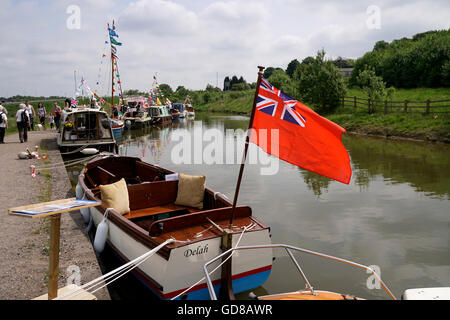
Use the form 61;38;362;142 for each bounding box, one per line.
66;112;450;300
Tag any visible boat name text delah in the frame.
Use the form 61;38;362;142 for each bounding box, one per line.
184;244;208;258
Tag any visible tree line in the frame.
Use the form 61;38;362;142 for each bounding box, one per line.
350;29;450;88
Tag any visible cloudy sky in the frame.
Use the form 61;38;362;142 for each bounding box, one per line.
0;0;449;97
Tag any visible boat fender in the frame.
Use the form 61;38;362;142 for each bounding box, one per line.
80;148;99;155
94;208;112;253
75;183;83;200
79;194;91;224
80;207;90;224
125;120;131;128
85;214;94;233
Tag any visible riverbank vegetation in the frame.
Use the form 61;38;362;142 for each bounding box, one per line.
2;30;448;141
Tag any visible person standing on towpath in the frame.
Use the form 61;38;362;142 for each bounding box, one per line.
0;108;7;143
16;104;30;143
25;101;36;131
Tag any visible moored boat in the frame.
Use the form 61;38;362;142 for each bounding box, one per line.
111;118;124;135
170;108;180;120
123;97;152;129
149;105;172;125
185;104;195;118
77;154;273;300
57;107;116;154
171;103;187;118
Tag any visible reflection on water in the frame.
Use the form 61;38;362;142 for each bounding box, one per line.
298;134;450;200
66;112;450;300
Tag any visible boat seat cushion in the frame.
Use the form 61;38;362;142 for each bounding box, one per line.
99;178;130;215
174;173;206;209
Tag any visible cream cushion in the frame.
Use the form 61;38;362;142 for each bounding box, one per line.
175;173;206;209
99;178;130;215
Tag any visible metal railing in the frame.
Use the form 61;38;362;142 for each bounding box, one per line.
203;243;397;300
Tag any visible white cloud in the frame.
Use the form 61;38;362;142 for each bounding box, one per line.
0;0;449;97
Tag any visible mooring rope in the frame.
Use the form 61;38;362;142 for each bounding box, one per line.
54;238;175;300
32;154;97;173
59;144;89;155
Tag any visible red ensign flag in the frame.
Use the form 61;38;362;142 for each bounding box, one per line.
251;77;352;184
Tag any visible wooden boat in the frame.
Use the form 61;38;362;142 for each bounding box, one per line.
77;154;272;300
57;107;116;154
123;97;152;129
149;105;172;125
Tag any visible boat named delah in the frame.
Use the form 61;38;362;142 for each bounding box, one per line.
77;153;273;300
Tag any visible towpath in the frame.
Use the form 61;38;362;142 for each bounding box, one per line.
0;129;110;300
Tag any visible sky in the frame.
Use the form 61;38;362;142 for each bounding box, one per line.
0;0;449;97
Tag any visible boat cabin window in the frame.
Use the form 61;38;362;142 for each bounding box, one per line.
62;112;112;141
149;108;159;117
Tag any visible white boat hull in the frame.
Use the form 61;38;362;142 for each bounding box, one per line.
89;206;273;299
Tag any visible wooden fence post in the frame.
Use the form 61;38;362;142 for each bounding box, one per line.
426;100;430;114
354;96;357;112
384;100;388;115
404;100;408;113
368;99;371;114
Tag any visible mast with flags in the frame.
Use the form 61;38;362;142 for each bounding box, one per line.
108;20;124;116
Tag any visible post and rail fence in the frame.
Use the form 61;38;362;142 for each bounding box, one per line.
340;96;450;115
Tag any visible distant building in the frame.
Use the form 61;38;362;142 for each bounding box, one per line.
339;68;354;77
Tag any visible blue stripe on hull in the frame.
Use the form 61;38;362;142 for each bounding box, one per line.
130;267;271;300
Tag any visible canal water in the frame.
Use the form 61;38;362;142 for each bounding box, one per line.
66;112;450;300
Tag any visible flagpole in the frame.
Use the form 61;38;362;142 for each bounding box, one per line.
229;66;265;227
110;22;115;117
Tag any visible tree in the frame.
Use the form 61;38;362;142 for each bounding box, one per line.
267;69;296;97
357;69;386;102
175;86;189;99
357;68;396;112
333;56;353;68
159;84;173;96
297;50;347;114
263;67;283;79
286;59;301;78
373;40;389;52
301;56;315;65
230;75;239;87
223;76;231;91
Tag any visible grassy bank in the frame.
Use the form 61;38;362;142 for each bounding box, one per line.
328;112;449;143
194;88;450;143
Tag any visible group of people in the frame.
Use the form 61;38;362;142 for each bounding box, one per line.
0;100;64;144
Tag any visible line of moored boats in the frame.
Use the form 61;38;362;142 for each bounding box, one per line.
56;97;195;155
